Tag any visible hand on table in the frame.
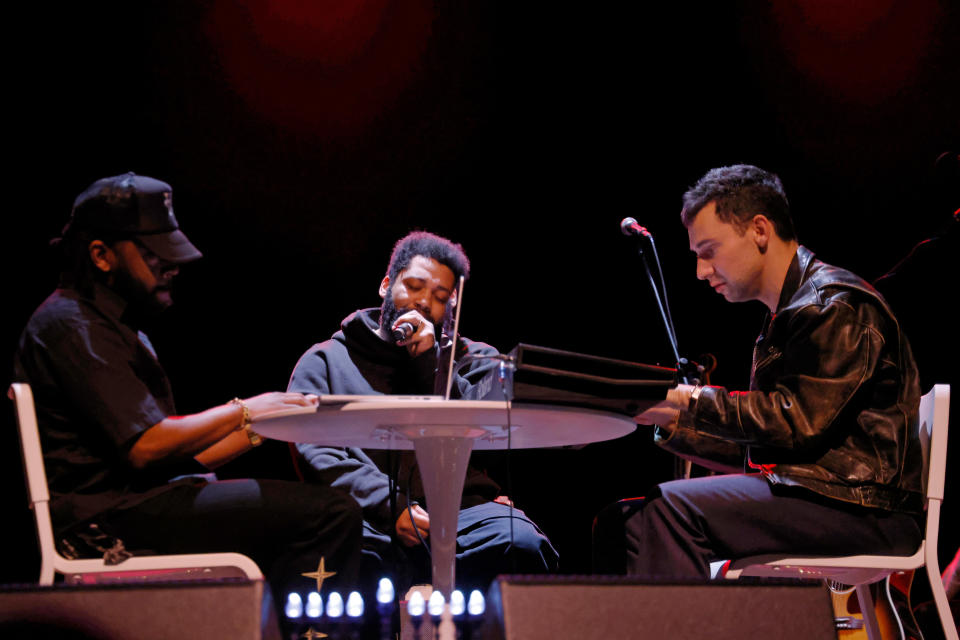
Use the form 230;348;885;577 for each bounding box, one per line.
242;391;318;421
634;384;697;425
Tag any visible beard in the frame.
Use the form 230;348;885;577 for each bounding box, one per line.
379;294;403;330
379;295;453;340
112;269;172;321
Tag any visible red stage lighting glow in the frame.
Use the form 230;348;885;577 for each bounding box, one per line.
770;0;940;104
248;0;392;65
208;0;434;137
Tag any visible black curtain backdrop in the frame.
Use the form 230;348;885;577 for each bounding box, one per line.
4;1;958;586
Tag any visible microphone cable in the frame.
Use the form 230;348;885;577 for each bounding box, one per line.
498;359;517;574
406;462;430;557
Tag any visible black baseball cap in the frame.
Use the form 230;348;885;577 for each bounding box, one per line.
66;172;203;264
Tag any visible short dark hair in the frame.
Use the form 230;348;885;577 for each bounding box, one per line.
681;164;796;240
386;231;470;284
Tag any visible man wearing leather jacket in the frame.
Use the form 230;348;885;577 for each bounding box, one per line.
597;164;924;578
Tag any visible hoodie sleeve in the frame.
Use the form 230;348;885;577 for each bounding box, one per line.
287;344;408;532
447;339;501;399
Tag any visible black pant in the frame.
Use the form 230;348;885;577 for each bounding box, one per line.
594;474;922;578
102;478;364;599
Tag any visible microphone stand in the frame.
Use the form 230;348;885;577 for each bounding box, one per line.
625;224;700;479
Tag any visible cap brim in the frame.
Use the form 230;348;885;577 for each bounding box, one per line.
136;230;203;264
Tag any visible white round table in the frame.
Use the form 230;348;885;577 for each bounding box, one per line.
253;396;635;597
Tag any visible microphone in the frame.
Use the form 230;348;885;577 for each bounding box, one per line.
392;322;416;342
621;217;653;238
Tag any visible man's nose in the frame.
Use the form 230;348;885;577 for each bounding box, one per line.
696;258;712;280
412;291;431;311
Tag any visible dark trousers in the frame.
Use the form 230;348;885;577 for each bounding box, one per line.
365;501;559;593
594;474;922;579
101;478;364;599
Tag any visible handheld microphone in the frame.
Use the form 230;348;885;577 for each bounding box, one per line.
620;217;653;238
392;322;416;342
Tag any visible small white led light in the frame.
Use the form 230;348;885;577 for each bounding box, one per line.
427;590;445;617
346;591;364;618
467;589;485;616
305;592;322;618
376;577;395;604
326;591;344;618
449;590;466;616
407;590;426;617
284;592;303;619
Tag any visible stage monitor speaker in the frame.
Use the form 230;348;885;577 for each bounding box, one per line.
0;578;273;640
484;575;837;640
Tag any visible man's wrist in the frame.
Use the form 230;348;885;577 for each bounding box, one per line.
688;384;704;412
230;397;263;447
666;384;699;412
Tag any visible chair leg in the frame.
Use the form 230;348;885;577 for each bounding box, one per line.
856;583;884;640
38;557;55;586
924;561;959;640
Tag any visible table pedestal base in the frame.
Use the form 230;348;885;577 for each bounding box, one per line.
411;430;476;597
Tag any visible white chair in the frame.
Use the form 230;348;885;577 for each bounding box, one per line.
9;382;263;585
720;385;956;640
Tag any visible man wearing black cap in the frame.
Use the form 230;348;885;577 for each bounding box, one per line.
14;172;363;615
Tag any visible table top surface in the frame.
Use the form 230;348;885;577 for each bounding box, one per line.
252;396;636;450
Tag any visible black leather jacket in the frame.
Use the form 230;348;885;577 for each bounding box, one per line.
657;246;924;513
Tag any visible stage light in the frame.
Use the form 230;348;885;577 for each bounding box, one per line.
284;592;303;618
376;577;395;604
427;590;445;617
346;591;364;618
326;591;344;618
467;589;485;616
407;590;426;617
305;591;322;618
450;590;466;616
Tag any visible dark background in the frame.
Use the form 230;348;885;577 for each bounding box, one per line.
3;0;958;592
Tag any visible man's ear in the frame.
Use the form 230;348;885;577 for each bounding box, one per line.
378;275;390;299
88;240;116;273
751;214;773;253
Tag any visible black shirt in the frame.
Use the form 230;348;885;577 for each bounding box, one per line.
14;284;203;532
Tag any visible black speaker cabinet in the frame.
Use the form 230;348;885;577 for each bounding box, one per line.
0;578;271;640
484;575;837;640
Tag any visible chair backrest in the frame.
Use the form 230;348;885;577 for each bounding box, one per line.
918;384;950;502
9;382;61;569
916;384;950;575
9;383;50;507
